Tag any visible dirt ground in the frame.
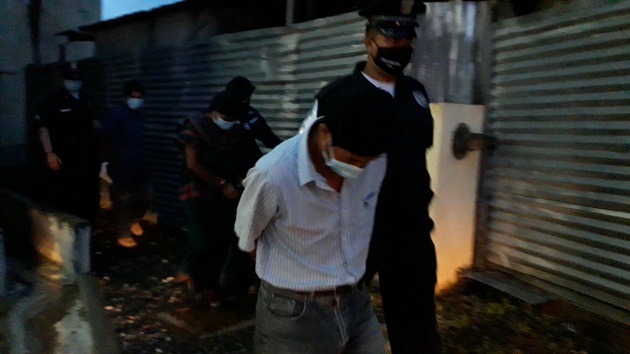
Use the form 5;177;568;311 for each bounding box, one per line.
90;212;629;354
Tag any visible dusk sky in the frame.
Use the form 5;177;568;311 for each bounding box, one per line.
101;0;183;20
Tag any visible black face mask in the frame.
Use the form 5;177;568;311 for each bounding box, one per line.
371;40;413;76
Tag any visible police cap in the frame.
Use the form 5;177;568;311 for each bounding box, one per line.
359;0;426;39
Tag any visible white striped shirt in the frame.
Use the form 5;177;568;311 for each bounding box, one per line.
235;132;387;291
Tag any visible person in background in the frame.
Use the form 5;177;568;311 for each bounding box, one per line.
177;91;260;306
35;65;100;222
223;76;283;295
235;91;391;353
100;80;152;248
225;76;282;150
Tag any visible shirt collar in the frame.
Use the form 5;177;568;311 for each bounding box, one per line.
353;60;409;93
297;130;320;186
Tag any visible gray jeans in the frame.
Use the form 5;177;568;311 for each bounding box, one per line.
255;281;387;354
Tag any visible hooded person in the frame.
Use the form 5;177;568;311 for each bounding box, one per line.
224;76;282;150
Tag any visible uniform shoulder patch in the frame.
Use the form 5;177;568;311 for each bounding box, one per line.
413;90;429;108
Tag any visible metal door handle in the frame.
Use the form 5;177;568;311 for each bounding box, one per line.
452;123;497;160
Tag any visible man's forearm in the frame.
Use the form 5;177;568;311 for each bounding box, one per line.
190;164;226;187
256;121;282;148
39;127;53;153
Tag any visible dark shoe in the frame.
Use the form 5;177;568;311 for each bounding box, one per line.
175;272;190;283
247;285;258;295
187;278;198;293
205;289;222;308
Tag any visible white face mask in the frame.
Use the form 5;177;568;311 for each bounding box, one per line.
64;80;82;93
323;145;363;179
127;98;144;110
214;116;239;130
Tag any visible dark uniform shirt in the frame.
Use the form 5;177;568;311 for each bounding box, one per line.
35;89;98;166
242;106;282;149
316;62;435;246
35;88;100;220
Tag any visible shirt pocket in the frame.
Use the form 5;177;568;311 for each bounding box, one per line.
354;191;378;230
362;191;377;207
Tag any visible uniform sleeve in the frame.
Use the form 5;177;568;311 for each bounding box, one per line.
34;94;55;129
407;77;434;149
249;110;282;149
82;92;99;121
177;120;200;147
235;167;279;252
420;87;434;149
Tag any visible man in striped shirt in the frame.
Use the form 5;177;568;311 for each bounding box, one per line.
235;95;391;353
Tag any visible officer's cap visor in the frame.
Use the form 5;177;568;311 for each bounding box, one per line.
375;25;417;39
61;70;81;81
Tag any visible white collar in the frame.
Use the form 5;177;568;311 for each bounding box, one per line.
361;72;395;97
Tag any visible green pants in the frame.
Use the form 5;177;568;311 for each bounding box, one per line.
182;196;236;292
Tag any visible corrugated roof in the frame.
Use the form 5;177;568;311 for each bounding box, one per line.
80;0;204;32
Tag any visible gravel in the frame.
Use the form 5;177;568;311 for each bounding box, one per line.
90;211;627;354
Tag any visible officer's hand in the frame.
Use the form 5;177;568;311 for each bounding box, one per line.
249;248;256;261
46;153;63;171
222;183;240;200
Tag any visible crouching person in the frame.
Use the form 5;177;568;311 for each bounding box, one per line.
235;96;390;353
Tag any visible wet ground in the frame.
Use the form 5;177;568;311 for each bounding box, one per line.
90;211;629;354
91;211;257;354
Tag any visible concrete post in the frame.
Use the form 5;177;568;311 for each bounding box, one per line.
0;228;6;297
427;103;485;291
74;224;91;274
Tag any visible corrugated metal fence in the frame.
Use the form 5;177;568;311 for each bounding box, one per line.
477;0;630;323
80;12;365;226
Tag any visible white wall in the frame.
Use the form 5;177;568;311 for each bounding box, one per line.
0;3;31;150
427;103;485;290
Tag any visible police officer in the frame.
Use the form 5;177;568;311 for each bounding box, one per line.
35;65;100;221
310;1;441;352
222;77;284;294
225;76;282;150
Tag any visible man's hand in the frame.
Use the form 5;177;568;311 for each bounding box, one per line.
249;248;256;261
222;182;240;200
46;152;63;171
99;162;113;183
